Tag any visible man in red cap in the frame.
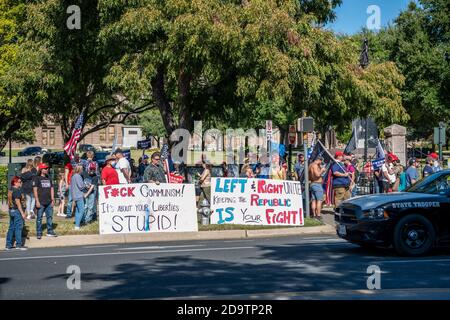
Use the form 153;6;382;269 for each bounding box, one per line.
430;152;443;173
332;151;351;207
33;163;57;239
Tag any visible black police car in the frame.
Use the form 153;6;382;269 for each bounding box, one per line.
335;169;450;256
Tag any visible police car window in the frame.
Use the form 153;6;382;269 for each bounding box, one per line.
408;173;450;194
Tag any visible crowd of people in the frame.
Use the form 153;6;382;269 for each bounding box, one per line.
293;150;445;221
5;144;446;250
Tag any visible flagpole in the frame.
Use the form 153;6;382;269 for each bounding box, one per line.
303;133;310;219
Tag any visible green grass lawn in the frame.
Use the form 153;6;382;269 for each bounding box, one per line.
0;211;322;238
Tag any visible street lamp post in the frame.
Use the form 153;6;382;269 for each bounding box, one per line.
298;116;314;219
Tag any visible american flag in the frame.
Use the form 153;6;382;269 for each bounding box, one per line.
160;143;183;183
64;113;84;160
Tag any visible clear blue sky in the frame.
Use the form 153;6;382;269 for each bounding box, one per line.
327;0;413;35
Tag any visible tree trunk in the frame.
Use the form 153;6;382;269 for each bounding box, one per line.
151;65;177;137
178;70;193;132
0;121;21;152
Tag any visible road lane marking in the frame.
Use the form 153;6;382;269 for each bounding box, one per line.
83;245;118;249
116;244;205;251
0;246;256;262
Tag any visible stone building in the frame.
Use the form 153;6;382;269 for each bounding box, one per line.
10;122;142;150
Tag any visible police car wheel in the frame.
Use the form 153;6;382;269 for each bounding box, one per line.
393;214;435;256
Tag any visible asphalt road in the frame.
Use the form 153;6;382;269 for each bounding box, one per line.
1;234;450;300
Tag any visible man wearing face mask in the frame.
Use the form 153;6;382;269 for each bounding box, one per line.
101;155;119;185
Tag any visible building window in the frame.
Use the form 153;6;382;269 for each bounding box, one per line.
128;130;138;135
108;126;115;141
99;129;106;142
49;129;55;145
42;128;56;146
42;130;48;146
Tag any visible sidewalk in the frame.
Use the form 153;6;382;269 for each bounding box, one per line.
0;225;336;249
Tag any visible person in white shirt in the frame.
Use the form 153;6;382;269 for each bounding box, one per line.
381;159;396;193
114;149;131;184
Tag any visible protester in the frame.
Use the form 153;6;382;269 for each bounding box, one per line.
138;155;149;182
332;151;351;207
258;163;270;179
344;155;357;196
64;155;74;218
70;165;86;230
83;150;99;176
114;149;132;184
101;155;120;185
309;156;326;219
33;156;41;175
405;158;419;188
270;155;284;180
143;152;167;184
71;153;83;169
5;177;27;250
423;157;434;178
294;153;305;181
380;157;396;193
21;159;36;220
430;152;443;173
398;166;407;192
221;161;229;177
56;172;67;217
390;155;402;192
373;167;382;194
240;158;251;177
82;164;99;224
281;162;288;180
33;163;57;239
197;161;212;204
245;166;255;178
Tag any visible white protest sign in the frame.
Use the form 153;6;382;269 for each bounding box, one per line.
210;178;304;226
98;183;198;234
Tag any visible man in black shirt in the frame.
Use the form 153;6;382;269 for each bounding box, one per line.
33;163;57;239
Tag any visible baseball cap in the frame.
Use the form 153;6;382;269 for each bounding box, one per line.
143;155;149;160
105;155;115;162
408;158;417;166
430;152;439;160
38;163;49;170
335;151;344;157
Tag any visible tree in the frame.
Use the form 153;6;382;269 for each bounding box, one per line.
99;0;407;141
3;0;155;145
133;109;166;138
0;0;35;152
365;1;450;139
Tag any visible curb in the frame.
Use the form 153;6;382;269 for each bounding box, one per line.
0;225;336;249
